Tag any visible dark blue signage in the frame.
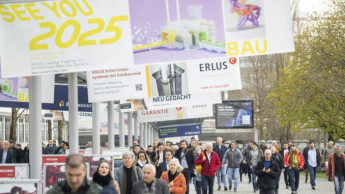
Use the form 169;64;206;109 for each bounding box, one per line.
0;85;92;112
158;124;201;138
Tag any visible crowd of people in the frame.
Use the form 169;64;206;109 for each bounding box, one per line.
0;138;343;194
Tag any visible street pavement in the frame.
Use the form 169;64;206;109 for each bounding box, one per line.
189;174;335;194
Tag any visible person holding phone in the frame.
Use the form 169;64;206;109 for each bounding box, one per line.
255;149;280;194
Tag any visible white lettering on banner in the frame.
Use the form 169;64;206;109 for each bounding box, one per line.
0;169;13;172
199;61;227;72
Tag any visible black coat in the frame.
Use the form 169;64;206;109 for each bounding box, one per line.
174;148;195;171
213;144;228;161
272;153;284;173
0;149;16;163
255;158;280;189
156;161;168;178
303;147;321;168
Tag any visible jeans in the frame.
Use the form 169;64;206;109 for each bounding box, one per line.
259;188;275;194
202;176;215;194
193;174;202;194
275;172;281;192
283;167;289;186
307;165;317;186
216;164;227;187
334;176;344;194
287;168;300;192
251;166;258;190
227;168;240;189
182;169;191;194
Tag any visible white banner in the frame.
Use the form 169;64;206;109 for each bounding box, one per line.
223;0;294;57
0;0;133;78
137;104;213;122
87;57;241;103
121;92;221;111
0;179;41;194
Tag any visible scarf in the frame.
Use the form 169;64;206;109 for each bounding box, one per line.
122;166;136;194
168;171;179;182
92;171;112;187
138;160;147;168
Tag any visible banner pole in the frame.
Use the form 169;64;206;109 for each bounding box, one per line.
68;73;78;154
29;75;42;179
127;112;133;147
92;102;100;154
107;101;115;150
119;112;125;147
139;123;144;148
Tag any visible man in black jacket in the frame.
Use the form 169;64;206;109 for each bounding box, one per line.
156;150;173;178
279;142;290;189
270;146;284;194
303;141;321;190
213;137;228;191
175;140;195;194
255;149;280;194
0;141;16;163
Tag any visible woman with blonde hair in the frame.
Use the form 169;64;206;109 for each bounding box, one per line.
134;150;151;169
160;158;187;194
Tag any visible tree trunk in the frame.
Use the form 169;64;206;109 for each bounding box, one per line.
58;120;64;143
10;108;17;143
48;120;52;140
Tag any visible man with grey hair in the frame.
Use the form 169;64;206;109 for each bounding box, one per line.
324;140;334;169
196;142;221;194
255;149;280;194
327;144;345;194
132;164;169;194
116;151;142;194
214;137;228;191
47;154;102;193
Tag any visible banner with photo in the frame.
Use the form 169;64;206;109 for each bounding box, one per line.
121;93;221;112
223;0;294;57
0;179;41;194
129;0;227;65
87;57;240;103
43;163;90;192
0;0;133;78
0;74;54;103
137;104;213;123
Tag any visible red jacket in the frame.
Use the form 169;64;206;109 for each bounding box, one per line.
283;149;304;169
326;153;345;181
195;150;221;177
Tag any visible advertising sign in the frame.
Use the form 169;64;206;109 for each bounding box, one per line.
0;179;41;194
87;58;240;104
223;0;294;57
0;164;29;179
0;84;92;112
159;124;201;138
129;0;227;65
84;155;113;178
0;0;133;78
137;104;213;122
0;74;54;103
216;100;254;128
42;155;67;166
43;163;90;192
121;92;221;111
0;166;15;178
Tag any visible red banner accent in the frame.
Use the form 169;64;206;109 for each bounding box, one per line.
0;166;15;178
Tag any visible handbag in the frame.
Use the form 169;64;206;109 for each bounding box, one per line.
196;153;205;174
